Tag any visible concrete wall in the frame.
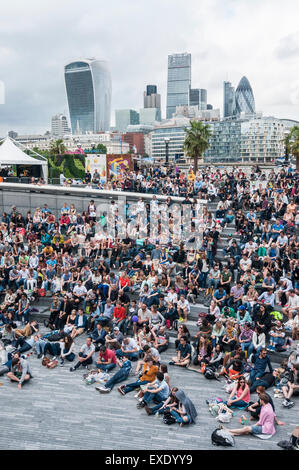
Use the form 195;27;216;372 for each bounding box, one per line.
0;183;187;217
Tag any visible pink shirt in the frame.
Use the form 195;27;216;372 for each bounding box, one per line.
257;403;276;435
236;386;250;403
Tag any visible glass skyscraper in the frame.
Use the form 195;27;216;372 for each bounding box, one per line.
223;81;235;117
234;76;255;115
166;53;191;119
64;59;112;134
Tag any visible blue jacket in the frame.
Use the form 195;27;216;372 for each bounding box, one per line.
75;314;87;329
252;353;273;374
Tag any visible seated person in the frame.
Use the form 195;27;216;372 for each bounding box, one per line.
227;393;276;438
225;376;250;408
69;337;95;372
169;335;192;367
116;336;139;361
96;345;117;372
7;356;33;389
96;355;132;393
118;356;158;395
138;371;169;409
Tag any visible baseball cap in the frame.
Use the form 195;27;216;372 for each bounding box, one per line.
113;326;119;331
238;305;246;310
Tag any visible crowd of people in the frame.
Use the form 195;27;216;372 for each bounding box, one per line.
0;163;299;443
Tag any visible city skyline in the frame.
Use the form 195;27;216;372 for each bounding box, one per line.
0;0;298;135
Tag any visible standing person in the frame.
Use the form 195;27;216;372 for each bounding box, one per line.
225;393;276;438
69;337;95;372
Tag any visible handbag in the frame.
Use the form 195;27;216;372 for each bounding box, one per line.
42;357;51;366
47;360;58;369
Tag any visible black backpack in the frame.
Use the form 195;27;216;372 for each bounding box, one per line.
204;366;218;380
163;411;176;425
211;429;235;447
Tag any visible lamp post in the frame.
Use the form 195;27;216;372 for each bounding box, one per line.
164;137;170;166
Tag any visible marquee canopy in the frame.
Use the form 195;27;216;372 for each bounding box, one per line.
0;136;48;180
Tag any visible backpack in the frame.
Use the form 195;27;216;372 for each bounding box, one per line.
163;411;176;425
211;428;235;447
204;366;218;380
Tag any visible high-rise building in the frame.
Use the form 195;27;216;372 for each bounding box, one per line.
234;76;255;115
144;85;161;109
190;88;208;110
141;84;161;125
166;53;191;119
64;59;112;134
115;109;140;133
223;81;235;117
51;114;71;137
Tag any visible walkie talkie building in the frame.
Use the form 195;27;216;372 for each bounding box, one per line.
64;59;111;134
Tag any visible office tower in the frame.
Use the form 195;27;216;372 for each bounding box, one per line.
223;81;235;117
189;88;207;110
189;88;199;107
64;59;112;134
115;109;140;133
234;76;255;115
144;85;161;109
51;114;71;137
166;53;191;119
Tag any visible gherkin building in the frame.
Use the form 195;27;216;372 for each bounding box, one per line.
234;76;255;115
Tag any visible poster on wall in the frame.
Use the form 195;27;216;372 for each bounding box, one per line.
106;154;133;179
85;154;107;182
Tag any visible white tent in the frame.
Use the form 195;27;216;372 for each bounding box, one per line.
0;136;48;181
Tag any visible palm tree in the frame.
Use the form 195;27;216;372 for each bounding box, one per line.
49;139;67;156
287;126;299;170
183;121;212;174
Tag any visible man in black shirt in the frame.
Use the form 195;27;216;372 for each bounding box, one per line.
169;336;191;367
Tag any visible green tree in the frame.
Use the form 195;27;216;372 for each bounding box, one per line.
96;143;107;154
183;120;212;174
49;139;67;156
287;126;299;170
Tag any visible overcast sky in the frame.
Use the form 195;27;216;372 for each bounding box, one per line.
0;0;298;135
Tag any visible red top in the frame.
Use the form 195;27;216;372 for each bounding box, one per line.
99;349;117;364
113;306;126;321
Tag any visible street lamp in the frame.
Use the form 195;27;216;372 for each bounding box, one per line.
164;137;170;166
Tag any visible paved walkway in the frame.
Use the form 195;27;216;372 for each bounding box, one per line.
0;332;298;450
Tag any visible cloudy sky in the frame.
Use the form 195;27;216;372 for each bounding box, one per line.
0;0;298;135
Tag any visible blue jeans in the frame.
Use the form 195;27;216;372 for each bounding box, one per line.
116;349;139;361
104;367;131;390
143;390;166;406
225;399;249;408
123;379;150;394
96;362;116;372
35;339;46;355
250;368;265;384
170;410;190;424
241;341;252;352
247;344;262;358
250;378;269;393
